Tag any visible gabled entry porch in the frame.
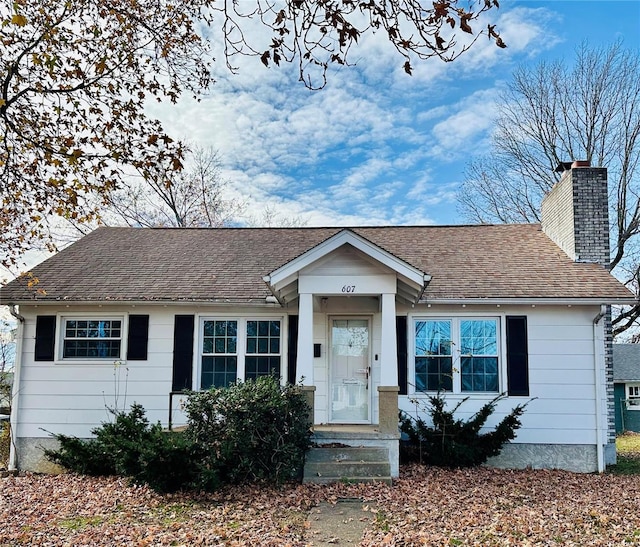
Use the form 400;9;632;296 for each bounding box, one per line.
263;229;430;479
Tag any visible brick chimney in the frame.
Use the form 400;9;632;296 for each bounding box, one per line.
541;160;610;268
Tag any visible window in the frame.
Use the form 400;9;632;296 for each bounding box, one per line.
199;318;282;389
628;384;640;409
414;318;500;394
62;318;122;359
201;320;237;389
245;320;281;380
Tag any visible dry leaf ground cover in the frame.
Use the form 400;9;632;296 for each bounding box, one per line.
2;463;640;546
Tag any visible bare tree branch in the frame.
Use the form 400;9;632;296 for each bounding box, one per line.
457;41;640;336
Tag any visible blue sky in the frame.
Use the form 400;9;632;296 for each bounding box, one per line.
147;0;640;227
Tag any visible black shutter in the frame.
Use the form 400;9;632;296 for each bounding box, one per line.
172;315;194;391
506;315;529;396
396;316;408;395
287;315;299;385
35;315;56;361
127;315;149;360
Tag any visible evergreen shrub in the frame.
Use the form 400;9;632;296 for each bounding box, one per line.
45;403;198;492
46;376;311;491
400;391;530;468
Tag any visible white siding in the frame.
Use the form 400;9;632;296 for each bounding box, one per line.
15;301;607;450
399;304;605;446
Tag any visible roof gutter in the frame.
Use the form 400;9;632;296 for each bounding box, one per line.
7;305;24;471
421;298;636;306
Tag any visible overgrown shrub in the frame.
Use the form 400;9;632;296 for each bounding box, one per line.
46;377;311;491
183;375;312;486
45;403;199;492
400;392;529;468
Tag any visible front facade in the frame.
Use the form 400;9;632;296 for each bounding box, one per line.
1;163;634;474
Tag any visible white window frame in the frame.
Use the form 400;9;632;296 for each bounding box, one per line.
56;314;127;364
196;316;285;390
410;315;503;396
627;383;640;410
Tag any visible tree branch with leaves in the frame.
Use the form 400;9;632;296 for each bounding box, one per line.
2;0;507;269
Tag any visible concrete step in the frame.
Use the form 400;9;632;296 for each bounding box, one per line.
305;446;389;463
303;446;392;485
305;475;393;485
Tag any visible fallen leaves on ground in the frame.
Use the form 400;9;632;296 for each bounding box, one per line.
1;466;640;546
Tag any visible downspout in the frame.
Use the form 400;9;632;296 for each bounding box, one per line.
7;305;24;471
593;304;607;473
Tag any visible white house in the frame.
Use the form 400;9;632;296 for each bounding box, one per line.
0;162;634;475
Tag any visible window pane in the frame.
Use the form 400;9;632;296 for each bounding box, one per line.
202;338;213;354
214;321;227;336
461;357;499;393
201;356;237;389
415;320;451;356
461;320;497;356
214;338;225;353
416;356;452;392
258;338;268;353
245;356;281;381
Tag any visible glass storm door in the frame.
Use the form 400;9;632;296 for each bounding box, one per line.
330;318;370;423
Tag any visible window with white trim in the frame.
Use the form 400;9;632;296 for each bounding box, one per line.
628;383;640;409
62;318;122;359
414;317;500;393
199;318;282;389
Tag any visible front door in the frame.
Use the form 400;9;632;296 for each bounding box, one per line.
330;318;370;423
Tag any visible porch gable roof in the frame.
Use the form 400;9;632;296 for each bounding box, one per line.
263;229;429;303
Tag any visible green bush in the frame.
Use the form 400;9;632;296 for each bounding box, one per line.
46;377;311;491
183;376;312;486
400;392;529;468
45;403;199;492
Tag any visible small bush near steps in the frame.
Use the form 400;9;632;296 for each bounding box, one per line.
400;391;530;468
45;376;311;492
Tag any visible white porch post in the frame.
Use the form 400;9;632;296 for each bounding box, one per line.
296;292;314;385
380;292;398;386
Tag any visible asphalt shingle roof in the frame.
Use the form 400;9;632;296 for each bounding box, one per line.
613;344;640;382
0;225;633;304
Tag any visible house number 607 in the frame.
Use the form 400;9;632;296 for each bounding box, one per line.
341;285;356;293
